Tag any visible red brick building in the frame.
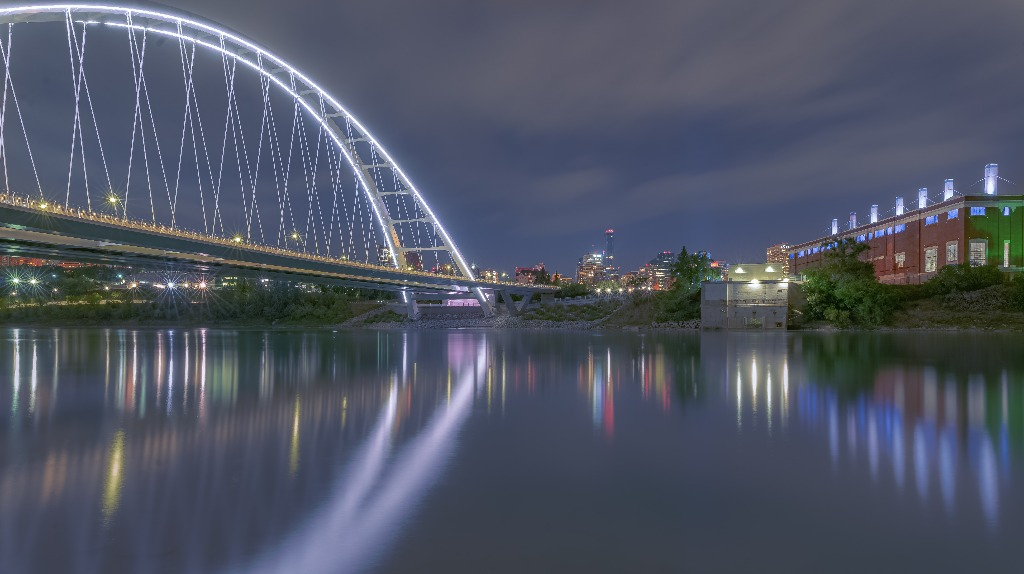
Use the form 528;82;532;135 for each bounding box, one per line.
789;165;1022;284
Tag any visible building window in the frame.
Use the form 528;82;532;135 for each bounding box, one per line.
856;234;866;242
948;209;959;219
1005;240;1011;267
924;246;938;272
895;224;906;233
969;240;987;266
946;241;958;264
971;206;986;216
895;252;906;269
924;215;938;226
1004;207;1011;216
886;227;893;236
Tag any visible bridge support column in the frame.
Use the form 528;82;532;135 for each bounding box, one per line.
498;290;533;316
473;288;495;318
405;296;421;321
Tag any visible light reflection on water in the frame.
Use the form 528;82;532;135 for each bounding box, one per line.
1;329;1022;572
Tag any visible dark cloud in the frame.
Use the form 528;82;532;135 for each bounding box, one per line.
128;0;1024;272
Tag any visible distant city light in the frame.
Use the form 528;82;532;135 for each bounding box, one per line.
198;281;208;289
166;282;176;289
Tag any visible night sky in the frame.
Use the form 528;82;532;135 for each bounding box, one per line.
163;0;1024;276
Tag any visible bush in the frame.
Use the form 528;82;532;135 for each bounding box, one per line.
922;264;1003;296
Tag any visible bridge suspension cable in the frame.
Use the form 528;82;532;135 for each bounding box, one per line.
0;3;479;281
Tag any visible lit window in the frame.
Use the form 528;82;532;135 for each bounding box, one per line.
895;224;906;233
924;215;938;226
969;240;987;266
886;227;893;236
1004;240;1011;267
970;206;986;216
857;234;866;242
947;209;958;219
866;232;873;239
895;252;906;269
813;246;820;254
798;250;805;258
946;241;958;264
924;246;938;272
1004;207;1011;216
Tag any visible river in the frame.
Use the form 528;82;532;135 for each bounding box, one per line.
1;328;1020;573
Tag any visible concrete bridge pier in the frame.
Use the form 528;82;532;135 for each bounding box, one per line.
404;296;421;321
497;290;533;316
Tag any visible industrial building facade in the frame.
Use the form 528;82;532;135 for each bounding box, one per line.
789;165;1022;284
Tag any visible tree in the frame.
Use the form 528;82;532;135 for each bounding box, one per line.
802;238;898;327
656;246;721;321
672;247;721;292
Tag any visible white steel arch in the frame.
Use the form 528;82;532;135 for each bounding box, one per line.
0;2;479;282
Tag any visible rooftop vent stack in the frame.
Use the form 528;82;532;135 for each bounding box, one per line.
896;196;905;216
850;212;857;229
985;164;998;195
831;218;839;235
918;188;928;209
944;179;955;201
870;204;879;223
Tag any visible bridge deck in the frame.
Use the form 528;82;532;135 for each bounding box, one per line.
0;197;554;296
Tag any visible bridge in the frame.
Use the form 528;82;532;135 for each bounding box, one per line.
0;3;553;317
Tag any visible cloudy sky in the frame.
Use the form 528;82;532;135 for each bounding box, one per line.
164;0;1024;275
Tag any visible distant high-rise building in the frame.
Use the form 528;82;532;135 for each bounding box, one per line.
576;252;605;286
648;251;675;290
765;243;790;275
604;229;615;263
479;269;499;282
377;246;393;267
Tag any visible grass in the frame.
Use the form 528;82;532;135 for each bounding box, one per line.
360;309;407;324
521;300;621;322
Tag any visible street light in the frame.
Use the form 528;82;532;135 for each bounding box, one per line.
232;235;243;243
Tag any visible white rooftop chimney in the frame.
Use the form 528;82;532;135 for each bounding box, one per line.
944;179;955;201
896;196;905;216
918;188;928;209
870;205;878;223
850;212;857;229
985;163;998;195
831;218;838;235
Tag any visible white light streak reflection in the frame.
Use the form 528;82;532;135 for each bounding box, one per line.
242;338;485;574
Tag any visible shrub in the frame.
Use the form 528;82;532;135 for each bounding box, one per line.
922;264;1003;296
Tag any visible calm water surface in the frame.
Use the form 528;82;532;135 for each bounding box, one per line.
1;328;1021;573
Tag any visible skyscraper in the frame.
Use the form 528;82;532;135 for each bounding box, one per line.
604;229;615;264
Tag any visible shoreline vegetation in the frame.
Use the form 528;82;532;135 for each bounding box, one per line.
4;242;1024;331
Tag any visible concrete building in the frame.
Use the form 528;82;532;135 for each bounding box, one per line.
701;280;793;330
729;263;789;282
789;164;1023;284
